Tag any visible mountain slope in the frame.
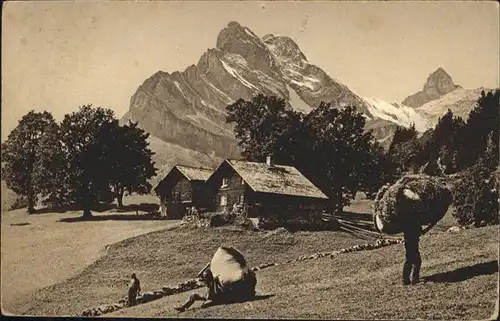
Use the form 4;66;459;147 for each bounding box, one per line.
122;22;486;172
416;87;489;126
122;22;383;170
263;34;372;116
363;97;430;132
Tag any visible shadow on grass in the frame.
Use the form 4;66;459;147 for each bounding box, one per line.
10;222;30;226
30;203;159;216
31;203;116;215
29;205;80;215
199;294;275;309
57;213;166;223
423;260;498;283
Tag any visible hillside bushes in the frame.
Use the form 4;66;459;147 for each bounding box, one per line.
451;156;499;226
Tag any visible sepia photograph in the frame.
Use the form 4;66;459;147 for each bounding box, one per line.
1;0;499;319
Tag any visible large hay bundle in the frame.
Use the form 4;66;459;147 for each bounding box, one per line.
209;247;256;299
210;246;249;284
373;174;452;234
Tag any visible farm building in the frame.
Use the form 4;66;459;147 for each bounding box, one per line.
154;164;214;219
205;158;329;221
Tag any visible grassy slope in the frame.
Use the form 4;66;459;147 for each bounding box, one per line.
113;226;499;320
8;201;499;319
1;193;172;312
12;228;368;316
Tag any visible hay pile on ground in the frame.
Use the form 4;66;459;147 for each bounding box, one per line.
373;174;452;234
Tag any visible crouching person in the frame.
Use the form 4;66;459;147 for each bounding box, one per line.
174;267;256;312
175;246;257;312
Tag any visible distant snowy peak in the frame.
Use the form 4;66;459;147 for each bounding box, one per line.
402;67;461;108
363;97;431;132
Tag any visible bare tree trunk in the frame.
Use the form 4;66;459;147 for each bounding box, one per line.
27;195;35;214
116;187;124;209
81;188;93;218
117;191;124;208
82;205;93;218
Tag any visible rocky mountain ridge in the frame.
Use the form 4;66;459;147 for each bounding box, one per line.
121;22;488;173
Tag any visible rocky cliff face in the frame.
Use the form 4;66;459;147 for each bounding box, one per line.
122;22;472;172
263;34;372;116
402;67;461;108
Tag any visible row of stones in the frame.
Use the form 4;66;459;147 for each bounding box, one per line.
80;237;403;316
80;278;205;316
251;238;403;271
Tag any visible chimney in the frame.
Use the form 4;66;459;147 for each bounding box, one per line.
266;155;272;166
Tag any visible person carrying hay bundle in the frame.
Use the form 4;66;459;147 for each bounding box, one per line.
372;174;452;285
401;213;435;285
174;246;257;312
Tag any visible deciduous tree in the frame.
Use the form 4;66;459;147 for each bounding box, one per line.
59;105;116;217
101;121;157;208
1;111;59;213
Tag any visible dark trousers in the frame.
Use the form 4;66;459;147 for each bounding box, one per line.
179;293;207;310
403;237;421;283
128;290;138;306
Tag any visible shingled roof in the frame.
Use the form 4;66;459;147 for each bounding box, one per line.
175;165;213;181
222;159;328;199
154;164;214;194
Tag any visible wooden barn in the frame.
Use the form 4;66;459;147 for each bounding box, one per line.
205;158;329;221
153;164;214;219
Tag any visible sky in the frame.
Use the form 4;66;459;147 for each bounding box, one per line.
2;1;499;139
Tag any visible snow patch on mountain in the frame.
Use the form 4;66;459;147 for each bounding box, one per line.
290;79;316;91
417;87;487;126
364;97;431;132
244;27;259;39
287;85;313;114
281;66;321;91
173;81;187;99
220;58;258;90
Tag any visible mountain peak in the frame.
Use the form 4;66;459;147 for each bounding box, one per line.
423;67;458;94
402;67;461;108
216;21;277;75
216;21;262;50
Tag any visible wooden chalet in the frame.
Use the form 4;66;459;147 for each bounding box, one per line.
205;158;329;221
154;164;214;219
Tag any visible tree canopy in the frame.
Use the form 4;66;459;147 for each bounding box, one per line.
389;89;499;176
101;120;157;208
226;94;394;210
59;105;118;216
3;105;157;216
1;111;60;213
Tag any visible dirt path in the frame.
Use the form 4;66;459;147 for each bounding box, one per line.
1;208;180;313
